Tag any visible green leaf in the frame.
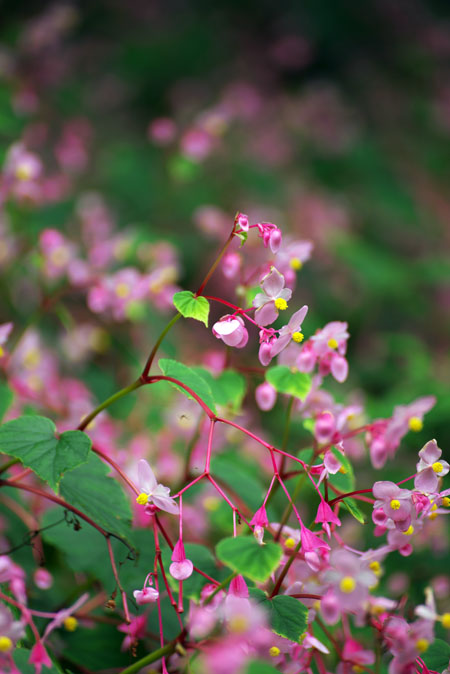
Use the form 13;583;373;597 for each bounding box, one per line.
162;543;220;600
193;368;246;412
266;366;311;400
158;358;216;413
211;454;264;511
246;661;280;674
423;639;450;671
0;381;13;422
216;536;282;583
173;290;210;327
0;416;91;492
235;231;248;247
59;454;132;540
341;497;366;523
249;590;308;643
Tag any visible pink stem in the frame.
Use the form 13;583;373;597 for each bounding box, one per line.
204;418;216;473
145;375;216;419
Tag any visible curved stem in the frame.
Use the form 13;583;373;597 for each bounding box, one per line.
195;227;236;297
78;379;142;431
141;312;182;379
119;641;178;674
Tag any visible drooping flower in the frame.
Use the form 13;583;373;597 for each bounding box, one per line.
212;315;248;348
414;440;449;494
253;267;292;326
170;539;194;580
135;459;179;515
255;381;277;411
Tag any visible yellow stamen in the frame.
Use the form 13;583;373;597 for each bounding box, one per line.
369;561;381;575
136;493;149;505
203;497;220;512
432;462;443;473
229;615;248;633
0;636;12;652
49;247;70;267
292;331;304;343
327;338;338;349
408;417;423;432
441;613;450;629
429;512;438;521
353;667;364;674
0;346;3;358
415;638;429;653
284;537;296;549
64;616;78;631
340;577;356;593
274;298;288;311
24;348;41;369
289;257;302;271
15;164;32;181
442;497;450;507
269;646;280;657
390;499;401;510
115;283;130;299
403;525;414;536
430;503;438;511
339;465;347;474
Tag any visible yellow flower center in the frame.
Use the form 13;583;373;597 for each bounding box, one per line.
15;163;32;181
353;667;364;674
203;496;220;511
269;646;281;657
229;615;248;633
0;636;12;652
136;493;149;505
49;246;70;267
274;298;288;311
115;283;130;299
64;616;78;631
289;257;302;271
284;537;296;549
441;613;450;629
339;465;347;474
292;331;304;343
429;512;438;521
415;638;429;653
408;417;423;432
340;577;356;593
442;497;450;507
403;525;414;536
327;337;339;349
24;348;41;370
0;346;3;358
432;462;443;473
369;561;381;575
430;503;438;511
390;499;401;510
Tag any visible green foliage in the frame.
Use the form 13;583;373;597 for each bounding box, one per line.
193;368;246;412
0;416;91;492
216;536;283;583
158;358;216;413
266;366;311;400
422;639;450;671
0;381;13;421
246;661;280;674
173;290;210;327
59;454;132;540
250;589;308;642
341;497;366;523
210;453;264;511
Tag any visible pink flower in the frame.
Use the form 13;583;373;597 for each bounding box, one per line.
118;614;147;651
255;381;277;411
42;593;89;641
133;586;159;605
29;642;52;674
256;222;283;253
322;550;376;619
253;267;292;326
372;482;414;530
236;212;249;232
170;539;194;580
148;117;176;145
33;568;53;590
135;459;179;515
269;305;308;359
212;315;248;348
315;499;341;537
250;504;269;544
414;440;449;493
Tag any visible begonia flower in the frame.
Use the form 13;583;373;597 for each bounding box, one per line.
414;440;449;494
270;305;308;358
212;315;248;348
253;267;292;326
135;459;179;514
170;539;194;580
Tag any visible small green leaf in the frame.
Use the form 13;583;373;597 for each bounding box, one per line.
60;454;132;540
423;639;450;671
249;590;308;643
235;231;248;247
341;497;366;523
266;366;311;400
0;416;91;492
246;661;280;674
216;536;282;583
0;381;13;422
158;358;216;413
173;290;210;327
192;367;246;412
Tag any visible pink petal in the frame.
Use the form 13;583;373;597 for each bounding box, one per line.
170;559;193;580
330;354;348;382
261;267;284;298
213;318;241;336
414;468;439;493
269;333;291;358
137;459;157;493
255;302;278;326
151;493;179;515
133;587;159;604
287;305;308;331
418;439;441;465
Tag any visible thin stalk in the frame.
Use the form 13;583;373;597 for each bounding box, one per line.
203;572;236;606
195;228;235;297
141;312;182;379
118;642;177;674
78;379;142;431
